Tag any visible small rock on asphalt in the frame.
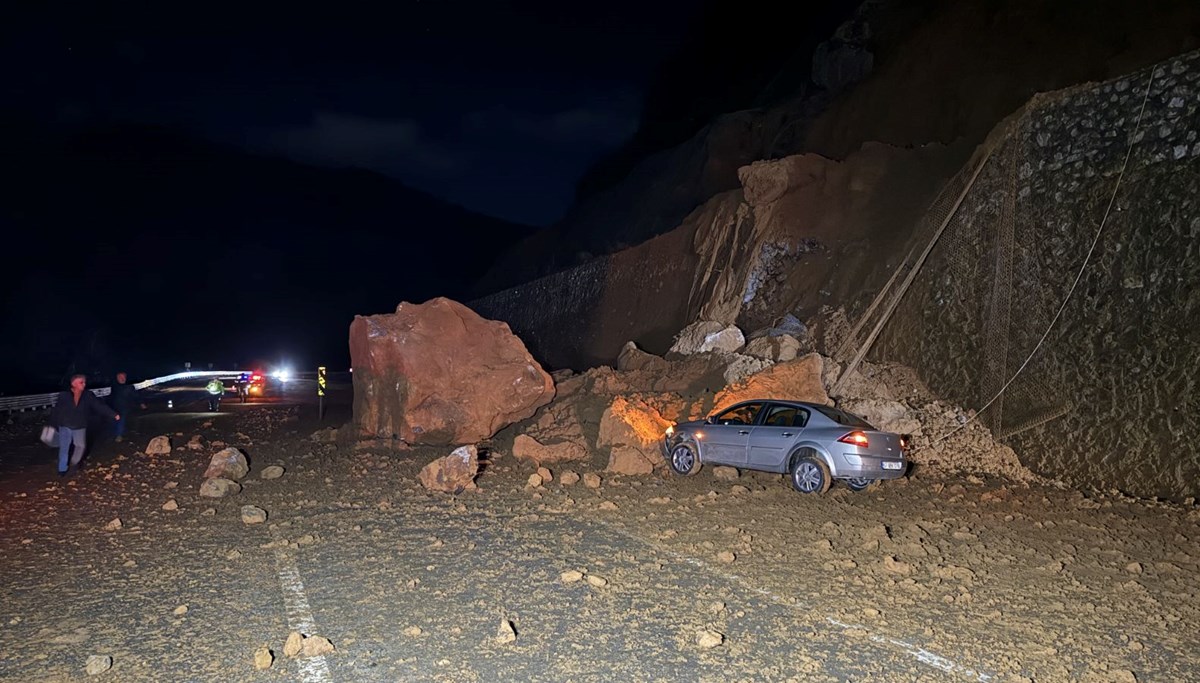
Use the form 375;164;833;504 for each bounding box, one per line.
697;630;724;649
559;471;580;486
583;473;602;489
586;575;608;588
536;466;552;483
173;605;188;616
161;499;179;511
85;655;112;676
145;436;171;455
253;646;273;670
204;448;250;480
527;473;543;488
561;570;584;583
598;501;618;511
283;632;304;657
403;626;423;637
240;505;268;525
301;635;335;657
260;465;285;480
199;478;242;498
496;618;517;644
104;518;122;532
717;551;736;564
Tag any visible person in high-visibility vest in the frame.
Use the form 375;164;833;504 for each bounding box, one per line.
206;377;225;412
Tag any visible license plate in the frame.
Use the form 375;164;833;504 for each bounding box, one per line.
882;461;902;470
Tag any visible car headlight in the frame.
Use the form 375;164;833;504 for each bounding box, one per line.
665;425;674;437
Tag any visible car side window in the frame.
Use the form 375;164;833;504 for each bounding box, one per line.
764;405;810;428
714;402;764;425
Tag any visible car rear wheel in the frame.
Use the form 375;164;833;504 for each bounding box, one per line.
790;455;831;495
669;443;701;476
845;477;877;492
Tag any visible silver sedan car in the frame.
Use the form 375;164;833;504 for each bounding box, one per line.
662;400;909;494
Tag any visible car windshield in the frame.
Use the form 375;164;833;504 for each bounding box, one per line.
813;405;875;429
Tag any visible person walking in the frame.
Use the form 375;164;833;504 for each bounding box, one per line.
206;377;225;412
109;371;137;442
49;374;120;476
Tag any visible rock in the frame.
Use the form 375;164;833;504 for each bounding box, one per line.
301;635;334;657
526;472;544;488
260;465;285;480
606;446;656;476
85;655;112;676
283;632;304;657
598;396;672;474
883;556;914;575
418;445;479;494
187;435;205;451
722;354;774;384
670;321;745;355
512;434;588;464
559;471;581;486
712;466;739;481
204;448;249;480
697;630;724;649
403;626;423;637
173;605;188;616
839;398;922;436
104;518;122;531
496;618;517;644
241;506;268;524
560;570;584;583
1126;562;1144;575
349;298;555;445
310;427;338;443
743;334;802;362
199;478;242;498
598;501;619;511
536;466;552;483
717;551;737;564
253;646;273;670
713;353;831;409
161;499;178;511
583;473;602;489
145;436;172;456
617;341;669;373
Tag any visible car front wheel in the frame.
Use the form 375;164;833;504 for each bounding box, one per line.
669;443;701;476
790;455;831;494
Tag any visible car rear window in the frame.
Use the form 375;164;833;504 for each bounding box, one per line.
813;405;875;429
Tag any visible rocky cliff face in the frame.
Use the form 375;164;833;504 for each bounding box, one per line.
475;0;1200;296
473;49;1200;498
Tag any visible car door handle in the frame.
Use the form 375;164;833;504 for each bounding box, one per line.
738;430;750;435
781;432;793;437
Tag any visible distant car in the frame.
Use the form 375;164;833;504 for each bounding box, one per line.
234;371;269;399
662;400;909;494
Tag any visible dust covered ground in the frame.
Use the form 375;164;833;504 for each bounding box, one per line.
0;396;1198;682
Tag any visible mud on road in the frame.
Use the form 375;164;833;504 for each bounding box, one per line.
0;405;1197;682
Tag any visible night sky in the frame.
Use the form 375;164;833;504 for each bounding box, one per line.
0;0;705;390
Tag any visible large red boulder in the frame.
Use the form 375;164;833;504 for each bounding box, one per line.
349;298;555;445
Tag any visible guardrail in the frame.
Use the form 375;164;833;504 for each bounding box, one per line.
0;371;242;414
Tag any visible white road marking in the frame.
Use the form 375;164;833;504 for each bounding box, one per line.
274;550;334;683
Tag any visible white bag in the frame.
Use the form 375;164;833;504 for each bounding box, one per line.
40;425;59;448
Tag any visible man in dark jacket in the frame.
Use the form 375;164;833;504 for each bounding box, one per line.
109;372;137;442
50;374;120;476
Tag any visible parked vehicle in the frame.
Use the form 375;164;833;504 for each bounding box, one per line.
662;400;909;494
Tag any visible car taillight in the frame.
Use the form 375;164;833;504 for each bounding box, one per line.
900;434;911;450
838;431;870;447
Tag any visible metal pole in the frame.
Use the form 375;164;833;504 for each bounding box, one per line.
317;366;326;420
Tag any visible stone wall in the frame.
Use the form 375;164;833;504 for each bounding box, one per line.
876;51;1200;499
472;224;700;370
